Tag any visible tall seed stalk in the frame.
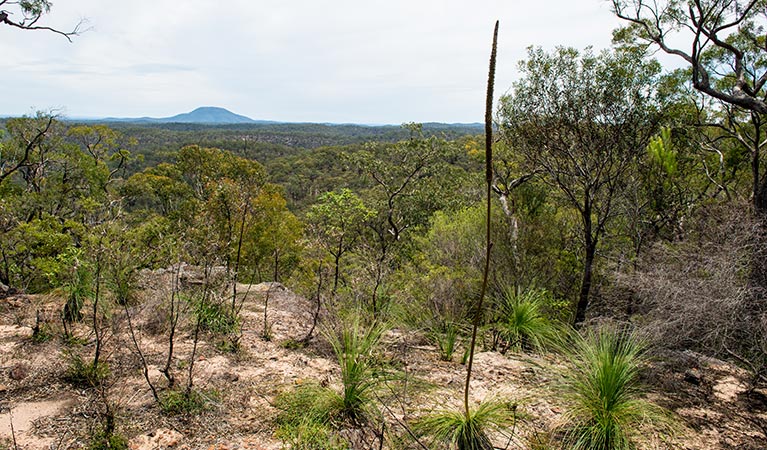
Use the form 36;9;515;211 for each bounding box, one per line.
464;20;498;419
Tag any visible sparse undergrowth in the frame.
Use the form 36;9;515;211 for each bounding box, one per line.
87;429;129;450
159;388;217;415
63;353;110;387
274;383;349;449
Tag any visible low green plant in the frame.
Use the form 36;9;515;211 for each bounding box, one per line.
213;336;241;354
88;429;129;450
414;399;518;450
191;297;239;335
31;322;54;343
495;288;558;353
64;353;109;386
281;338;305;350
558;327;668;450
430;321;460;361
274;383;349;448
159;388;215;415
324;315;386;424
276;418;348;450
60;250;93;323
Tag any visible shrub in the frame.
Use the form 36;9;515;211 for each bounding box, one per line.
414;399;518;450
159;388;215;415
558;327;668;450
64;353;109;387
31;320;54;343
191;297;239;335
62;259;93;323
429;321;460;361
88;430;129;450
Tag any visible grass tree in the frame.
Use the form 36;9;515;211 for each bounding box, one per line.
494;287;558;353
324;315;387;425
558;327;669;449
417;21;518;450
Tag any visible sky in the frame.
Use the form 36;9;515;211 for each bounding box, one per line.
1;0;635;124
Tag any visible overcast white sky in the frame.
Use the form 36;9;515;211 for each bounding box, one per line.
2;0;632;124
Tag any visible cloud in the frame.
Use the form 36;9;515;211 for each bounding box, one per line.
1;0;628;123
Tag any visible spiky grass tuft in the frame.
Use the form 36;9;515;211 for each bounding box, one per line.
415;399;517;450
558;327;668;450
496;288;558;352
324;315;386;424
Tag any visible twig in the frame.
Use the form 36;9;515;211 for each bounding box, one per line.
9;408;18;450
373;391;430;450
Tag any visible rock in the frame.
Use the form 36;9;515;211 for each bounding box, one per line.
9;364;29;381
130;428;184;449
684;368;703;385
222;372;239;382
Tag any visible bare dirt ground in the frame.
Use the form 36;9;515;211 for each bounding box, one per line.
0;273;765;449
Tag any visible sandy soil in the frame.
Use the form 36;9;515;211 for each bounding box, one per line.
0;272;765;449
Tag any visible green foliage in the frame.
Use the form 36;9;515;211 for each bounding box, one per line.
429;321;461;362
191;297;239;335
324;316;387;424
558;327;668;450
31;322;53;343
63;353;110;387
87;430;129;450
414;399;518;450
60;249;94;323
494;288;559;353
647;127;676;177
159;389;215;415
273;383;349;448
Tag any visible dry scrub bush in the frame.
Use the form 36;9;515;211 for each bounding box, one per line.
617;202;767;385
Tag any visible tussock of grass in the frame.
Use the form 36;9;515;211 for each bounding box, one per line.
429;321;460;361
414;399;518;450
496;288;558;353
274;384;348;449
191;298;239;335
63;353;109;386
159;388;216;415
558;327;670;450
87;430;129;450
324;315;386;424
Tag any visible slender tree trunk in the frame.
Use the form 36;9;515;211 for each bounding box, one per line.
232;206;247;314
574;195;596;325
574;239;596;325
0;244;10;286
124;301;160;403
92;237;103;369
161;262;181;388
301;261;324;343
333;249;341;295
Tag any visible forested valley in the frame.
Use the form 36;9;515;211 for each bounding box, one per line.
2;2;767;450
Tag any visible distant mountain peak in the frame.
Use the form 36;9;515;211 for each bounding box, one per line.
165;107;255;124
99;107;258;124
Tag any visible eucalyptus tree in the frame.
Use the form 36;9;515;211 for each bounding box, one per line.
613;0;767;215
306;188;372;295
499;47;664;324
